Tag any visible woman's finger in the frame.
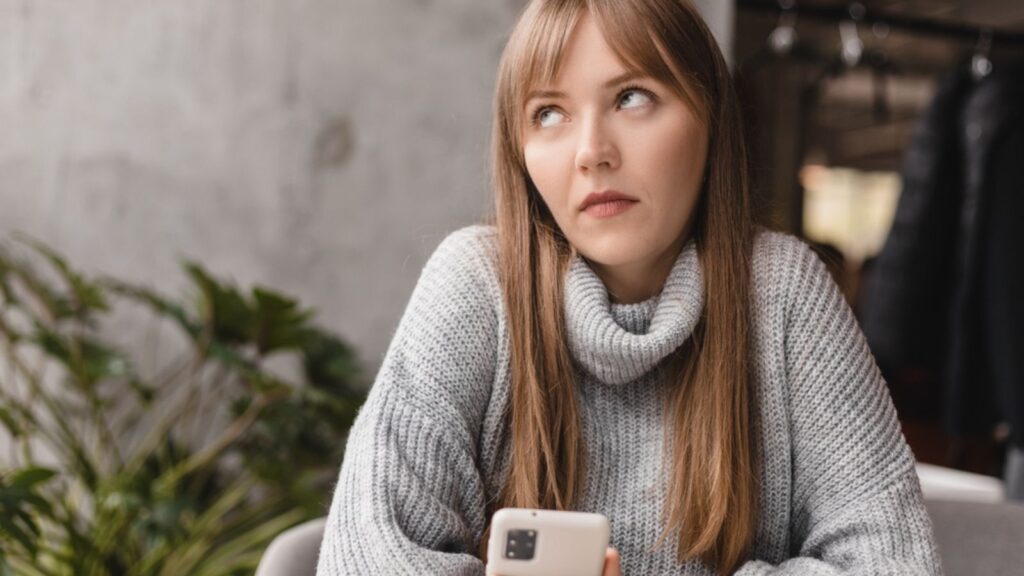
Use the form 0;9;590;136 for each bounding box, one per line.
603;547;622;576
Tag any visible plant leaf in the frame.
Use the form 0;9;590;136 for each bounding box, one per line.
186;262;253;345
300;329;364;394
0;408;23;438
15;233;110;317
8;468;56;490
251;288;314;355
103;279;201;340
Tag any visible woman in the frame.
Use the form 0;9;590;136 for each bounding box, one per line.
316;0;942;574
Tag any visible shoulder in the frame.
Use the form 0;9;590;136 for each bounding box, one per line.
751;226;827;287
750;226;839;320
432;223;497;258
751;226;820;273
407;223;503;335
363;225;504;454
423;224;499;286
383;224;503;397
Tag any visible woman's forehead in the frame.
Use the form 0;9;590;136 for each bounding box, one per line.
520;44;655;100
524;70;651;105
526;21;643;79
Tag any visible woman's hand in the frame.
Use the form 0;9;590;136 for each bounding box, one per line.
486;547;621;576
602;547;622;575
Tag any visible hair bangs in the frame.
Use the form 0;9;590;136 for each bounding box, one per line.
588;0;709;124
509;0;709;139
513;2;585;116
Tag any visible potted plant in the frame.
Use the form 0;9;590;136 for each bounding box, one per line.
0;236;366;575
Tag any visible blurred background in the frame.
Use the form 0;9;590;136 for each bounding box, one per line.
0;0;1022;573
735;0;1024;489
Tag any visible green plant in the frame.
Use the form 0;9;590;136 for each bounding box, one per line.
0;235;366;575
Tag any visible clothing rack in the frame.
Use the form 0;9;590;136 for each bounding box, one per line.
737;0;1024;47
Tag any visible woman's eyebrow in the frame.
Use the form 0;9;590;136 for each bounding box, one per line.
525;71;647;104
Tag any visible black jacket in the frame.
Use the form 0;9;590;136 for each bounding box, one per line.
861;59;1024;446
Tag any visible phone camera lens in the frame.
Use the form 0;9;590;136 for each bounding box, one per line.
506;529;537;560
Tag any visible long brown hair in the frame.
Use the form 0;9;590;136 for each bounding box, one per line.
488;0;757;573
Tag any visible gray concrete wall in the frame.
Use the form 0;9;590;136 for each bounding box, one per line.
0;0;732;380
693;0;734;65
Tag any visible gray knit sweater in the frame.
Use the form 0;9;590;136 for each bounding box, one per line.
316;225;943;575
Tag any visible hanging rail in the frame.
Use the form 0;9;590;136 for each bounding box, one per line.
736;0;1024;46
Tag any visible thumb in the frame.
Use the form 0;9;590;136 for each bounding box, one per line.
603;547;621;576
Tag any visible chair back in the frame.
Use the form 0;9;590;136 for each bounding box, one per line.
926;499;1024;576
254;517;326;576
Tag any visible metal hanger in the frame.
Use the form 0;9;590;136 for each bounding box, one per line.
768;0;799;55
839;3;866;68
971;28;993;81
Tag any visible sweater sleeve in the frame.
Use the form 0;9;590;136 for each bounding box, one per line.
316;226;500;576
735;240;943;575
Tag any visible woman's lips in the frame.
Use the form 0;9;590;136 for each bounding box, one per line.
582;199;638;218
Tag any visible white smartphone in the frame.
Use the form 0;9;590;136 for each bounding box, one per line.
485;508;610;576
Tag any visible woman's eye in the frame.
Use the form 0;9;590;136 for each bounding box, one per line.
619;88;653;109
535;108;564;128
530;87;654;129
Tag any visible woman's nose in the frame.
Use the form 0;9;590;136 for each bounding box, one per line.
574;115;620;172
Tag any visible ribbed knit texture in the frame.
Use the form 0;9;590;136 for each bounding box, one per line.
316;225;943;575
565;240;702;385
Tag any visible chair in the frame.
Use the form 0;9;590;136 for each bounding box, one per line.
916;462;1005;503
254;517;325;576
925;499;1024;576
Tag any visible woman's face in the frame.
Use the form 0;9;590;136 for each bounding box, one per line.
522;14;708;270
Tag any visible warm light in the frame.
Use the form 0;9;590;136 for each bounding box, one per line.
800;166;901;264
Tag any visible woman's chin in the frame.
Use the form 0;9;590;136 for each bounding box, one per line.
574;239;651;270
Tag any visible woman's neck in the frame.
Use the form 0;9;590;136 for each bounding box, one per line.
588;231;690;304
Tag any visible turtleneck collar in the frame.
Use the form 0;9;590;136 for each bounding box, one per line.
563;240;704;385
